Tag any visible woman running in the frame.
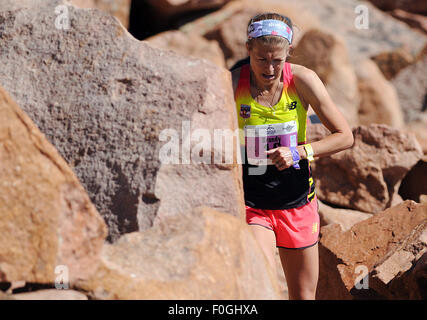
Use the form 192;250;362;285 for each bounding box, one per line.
231;12;354;300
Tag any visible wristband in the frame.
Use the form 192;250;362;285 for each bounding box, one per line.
303;144;314;162
289;146;300;169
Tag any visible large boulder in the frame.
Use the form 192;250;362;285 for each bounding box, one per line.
356;59;404;128
288;29;360;126
0;0;244;242
0;86;107;284
308;123;423;213
75;207;282;300
391;56;427;123
317;200;427;299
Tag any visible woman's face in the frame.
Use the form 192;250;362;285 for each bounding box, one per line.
246;40;288;86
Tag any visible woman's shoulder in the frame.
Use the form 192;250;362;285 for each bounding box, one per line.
289;63;316;80
289;63;319;91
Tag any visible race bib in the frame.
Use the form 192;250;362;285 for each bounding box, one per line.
244;120;298;165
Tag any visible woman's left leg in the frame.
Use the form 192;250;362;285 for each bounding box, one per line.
278;243;319;300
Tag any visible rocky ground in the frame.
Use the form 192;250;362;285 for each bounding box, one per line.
0;0;426;300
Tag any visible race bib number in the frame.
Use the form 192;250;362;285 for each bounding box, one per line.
244;121;298;165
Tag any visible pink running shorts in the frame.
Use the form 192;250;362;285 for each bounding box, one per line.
246;195;320;249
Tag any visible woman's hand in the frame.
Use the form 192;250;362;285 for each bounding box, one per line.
265;147;294;171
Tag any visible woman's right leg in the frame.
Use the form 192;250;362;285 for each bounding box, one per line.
249;225;277;275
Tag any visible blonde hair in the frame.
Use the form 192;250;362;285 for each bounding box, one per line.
246;12;293;51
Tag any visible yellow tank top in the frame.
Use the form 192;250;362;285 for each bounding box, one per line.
234;61;315;210
236;62;307;163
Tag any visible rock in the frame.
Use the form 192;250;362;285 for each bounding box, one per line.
70;0;131;29
289;29;360;126
391;56;427;123
0;86;107;284
146;30;225;68
75;207;282;300
405;120;427;155
0;0;244;242
370;223;427;299
356;59;404;128
318;200;373;231
390;9;427;36
367;0;427;16
12;289;88;300
317;200;427;299
373;250;415;285
399;156;427;203
370;47;414;80
420;195;427;204
308;123;423;213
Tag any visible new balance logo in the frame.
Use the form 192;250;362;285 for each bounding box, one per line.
312;222;318;234
286;101;297;110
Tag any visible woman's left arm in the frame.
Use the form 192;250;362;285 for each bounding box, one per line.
293;66;354;159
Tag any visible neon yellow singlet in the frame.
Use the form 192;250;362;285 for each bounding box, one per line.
235;62;315;210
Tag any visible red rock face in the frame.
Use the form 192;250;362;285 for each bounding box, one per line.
308;123;423;213
356;59;404;129
0;86;107;284
317;201;427;299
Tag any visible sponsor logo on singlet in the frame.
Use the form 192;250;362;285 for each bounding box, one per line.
286;101;297;110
